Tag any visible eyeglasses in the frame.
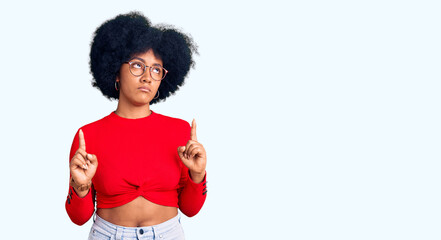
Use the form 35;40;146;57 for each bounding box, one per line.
124;60;168;81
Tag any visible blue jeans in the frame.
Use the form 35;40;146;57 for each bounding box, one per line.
88;214;185;240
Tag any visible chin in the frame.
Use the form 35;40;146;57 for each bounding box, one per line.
131;98;152;106
136;101;151;107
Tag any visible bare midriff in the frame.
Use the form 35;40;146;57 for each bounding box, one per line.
96;196;178;227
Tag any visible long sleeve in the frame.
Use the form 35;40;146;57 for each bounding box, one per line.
65;186;95;225
177;166;207;217
65;129;95;225
176;120;207;217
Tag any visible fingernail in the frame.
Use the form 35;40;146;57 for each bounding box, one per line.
87;154;92;159
82;164;87;169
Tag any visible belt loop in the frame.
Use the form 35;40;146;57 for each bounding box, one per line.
152;226;157;239
115;227;123;240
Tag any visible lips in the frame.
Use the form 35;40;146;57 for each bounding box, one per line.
138;86;151;93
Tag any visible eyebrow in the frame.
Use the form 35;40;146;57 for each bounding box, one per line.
131;57;163;67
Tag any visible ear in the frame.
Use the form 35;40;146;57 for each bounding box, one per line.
114;76;121;93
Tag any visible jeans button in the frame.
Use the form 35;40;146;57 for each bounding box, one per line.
139;229;144;234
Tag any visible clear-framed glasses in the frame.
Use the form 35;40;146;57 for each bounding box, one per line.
124;60;168;81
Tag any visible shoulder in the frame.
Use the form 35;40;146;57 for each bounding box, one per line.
154;112;190;130
73;113;112;136
154;112;191;142
69;113;112;157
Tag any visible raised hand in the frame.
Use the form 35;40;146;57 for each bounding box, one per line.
177;119;207;183
69;129;98;194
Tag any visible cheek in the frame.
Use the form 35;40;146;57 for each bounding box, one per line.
154;82;162;91
121;77;137;90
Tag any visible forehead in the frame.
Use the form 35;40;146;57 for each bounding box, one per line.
131;49;163;65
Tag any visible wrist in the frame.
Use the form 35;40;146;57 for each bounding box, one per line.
189;170;206;184
70;177;92;193
72;187;90;198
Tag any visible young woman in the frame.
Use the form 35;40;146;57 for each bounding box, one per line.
65;12;207;240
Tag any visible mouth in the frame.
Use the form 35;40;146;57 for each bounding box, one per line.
138;87;152;93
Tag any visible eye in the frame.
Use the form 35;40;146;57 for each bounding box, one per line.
132;61;143;69
152;66;163;75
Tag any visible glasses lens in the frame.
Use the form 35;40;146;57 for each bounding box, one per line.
129;61;145;76
150;66;164;80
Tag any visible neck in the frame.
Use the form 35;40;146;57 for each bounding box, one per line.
115;100;152;119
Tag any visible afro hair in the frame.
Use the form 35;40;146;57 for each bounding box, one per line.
89;11;198;104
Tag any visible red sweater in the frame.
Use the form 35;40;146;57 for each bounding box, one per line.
65;111;207;225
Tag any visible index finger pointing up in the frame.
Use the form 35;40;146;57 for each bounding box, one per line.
190;119;197;141
79;129;86;151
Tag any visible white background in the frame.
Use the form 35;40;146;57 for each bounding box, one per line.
0;0;440;239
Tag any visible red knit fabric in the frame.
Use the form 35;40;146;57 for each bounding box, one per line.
65;111;207;226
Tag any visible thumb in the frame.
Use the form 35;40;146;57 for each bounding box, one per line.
87;153;98;166
177;146;186;159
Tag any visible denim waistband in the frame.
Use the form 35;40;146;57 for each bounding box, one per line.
91;213;181;240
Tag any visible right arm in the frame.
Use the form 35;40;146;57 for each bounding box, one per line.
65;129;98;226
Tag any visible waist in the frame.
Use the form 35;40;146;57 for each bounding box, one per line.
92;213;182;239
97;196;178;227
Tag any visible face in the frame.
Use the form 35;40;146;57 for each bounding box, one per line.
116;49;163;106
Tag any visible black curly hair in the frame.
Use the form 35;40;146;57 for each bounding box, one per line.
89;11;198;104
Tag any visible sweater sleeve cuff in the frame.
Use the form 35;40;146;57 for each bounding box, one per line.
66;186;94;225
67;186;92;204
187;171;207;195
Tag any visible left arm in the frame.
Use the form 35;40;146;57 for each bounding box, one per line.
177;119;208;217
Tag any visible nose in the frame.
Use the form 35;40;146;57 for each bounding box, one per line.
141;71;153;83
